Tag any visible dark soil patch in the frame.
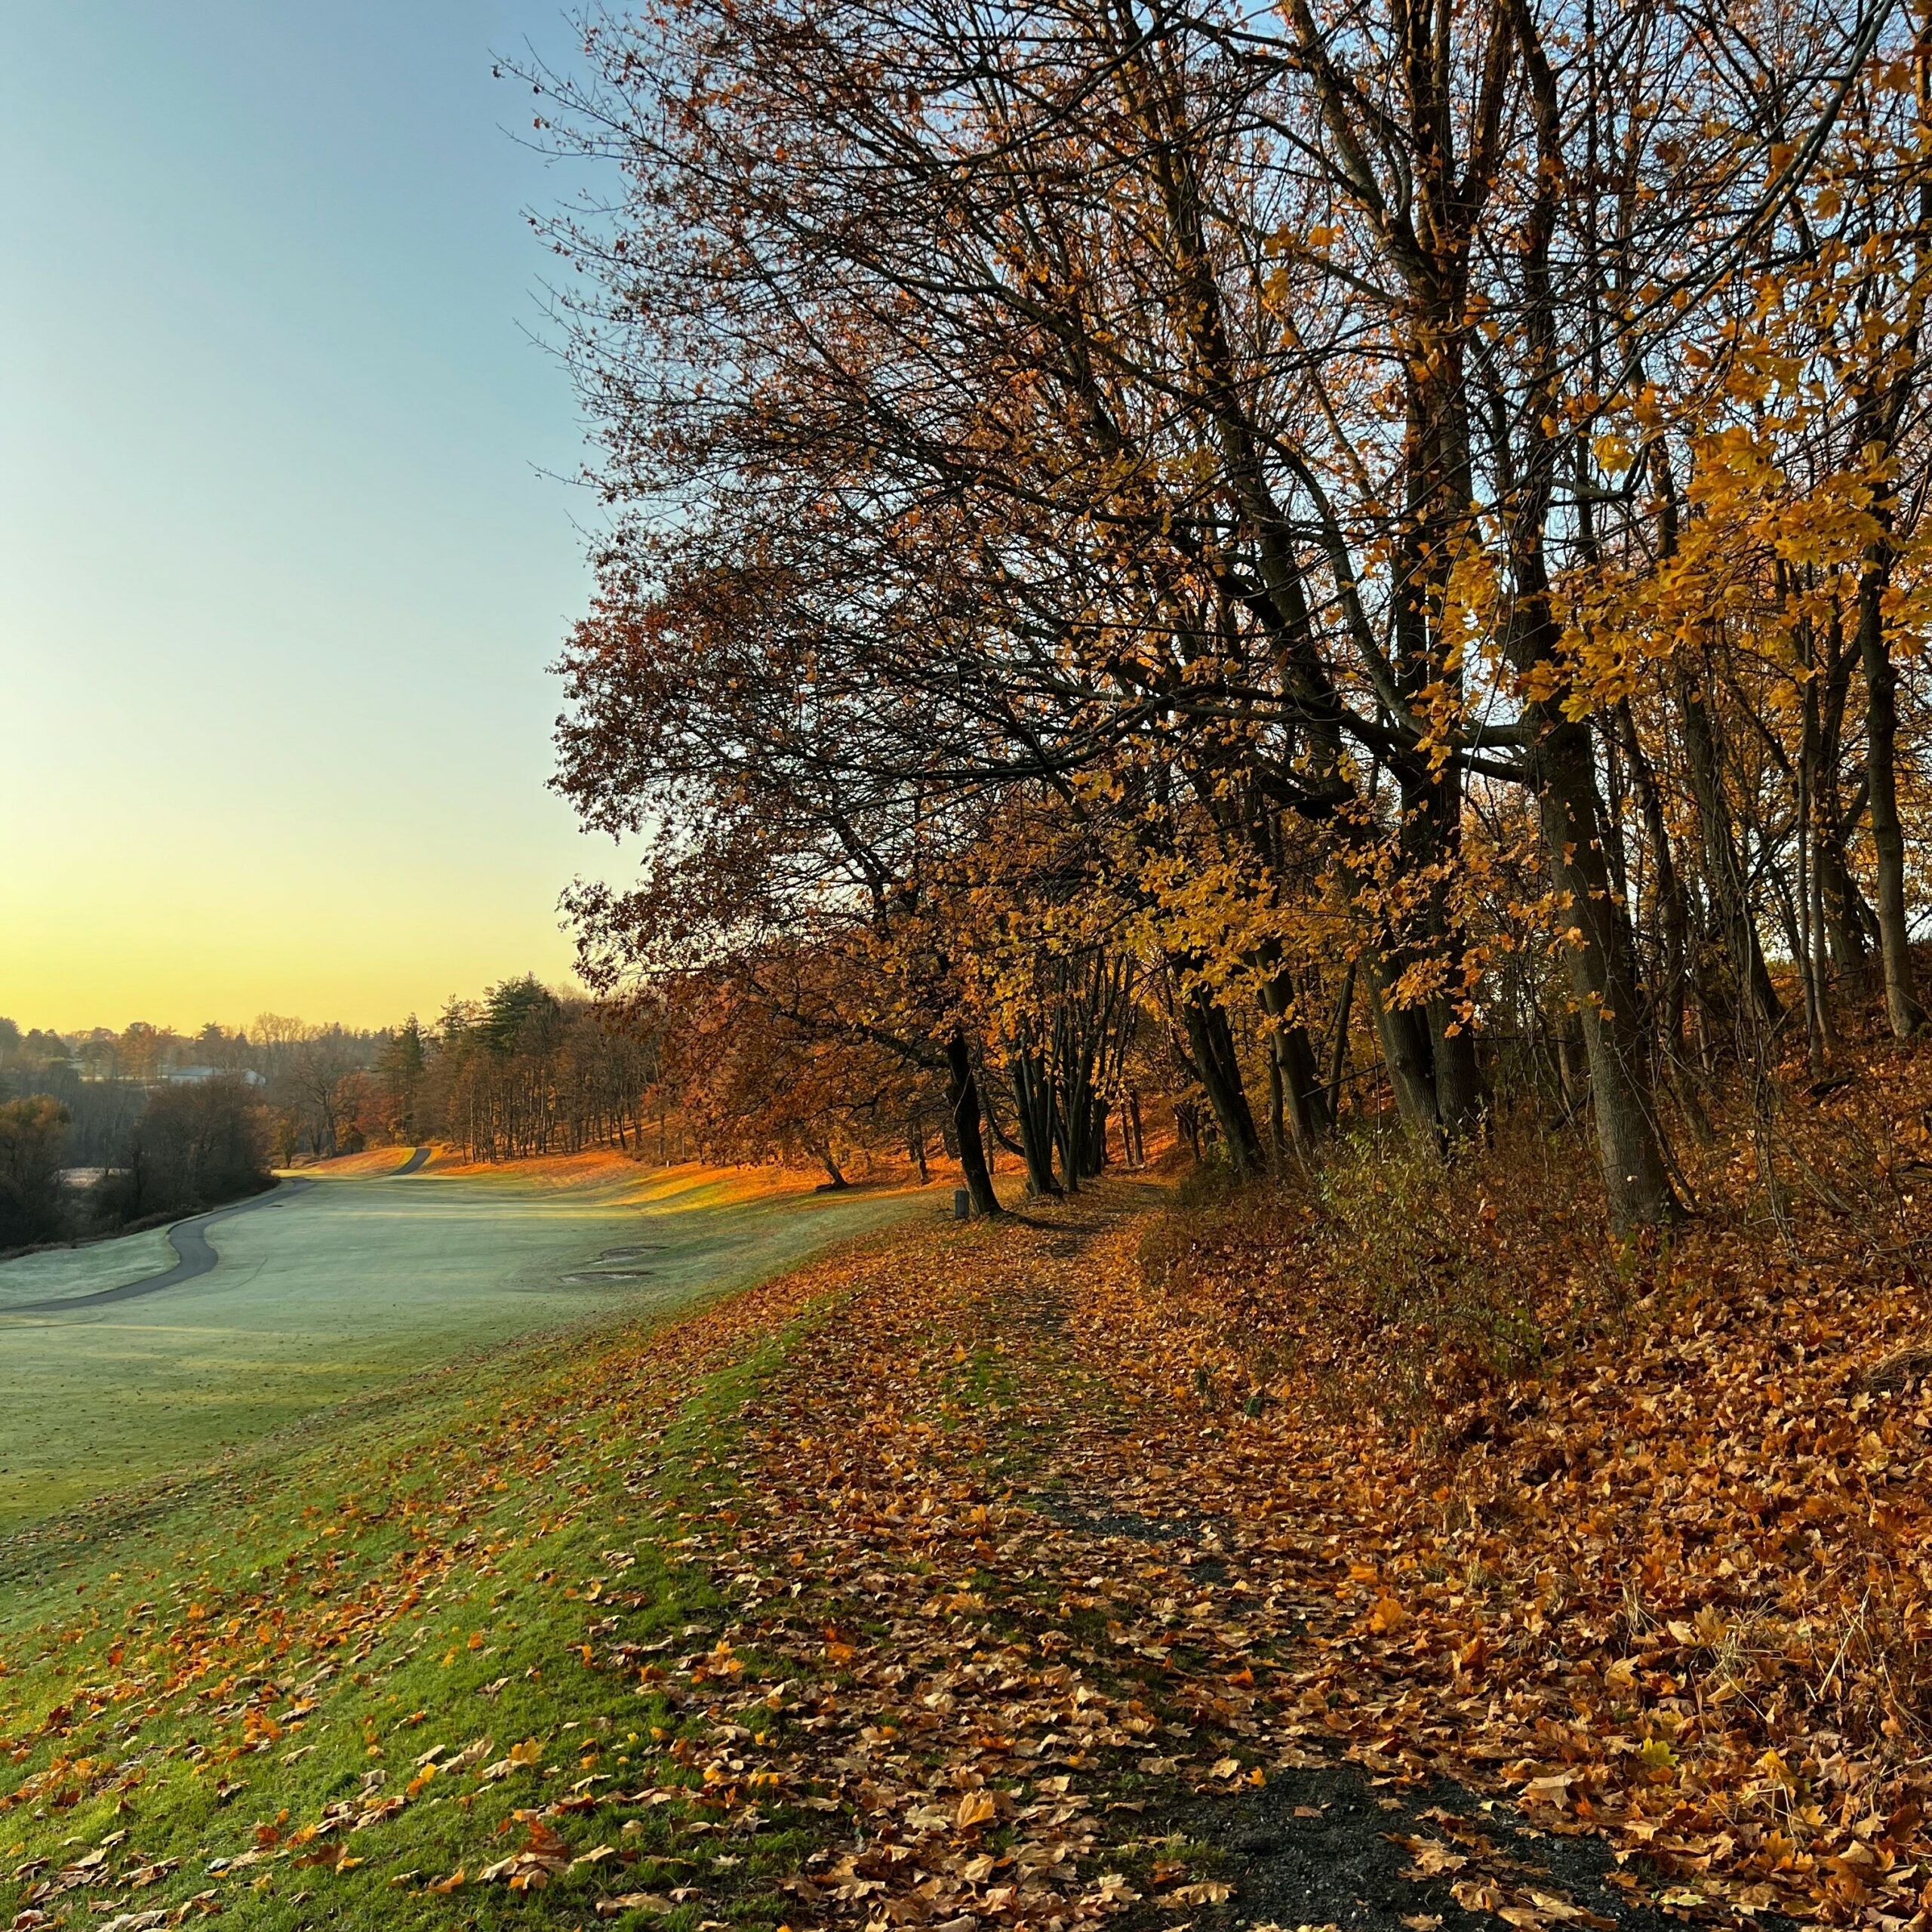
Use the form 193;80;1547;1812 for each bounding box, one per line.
1030;1492;1223;1548
1123;1757;1730;1932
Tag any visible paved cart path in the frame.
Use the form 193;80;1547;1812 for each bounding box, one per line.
0;1160;928;1527
13;1146;431;1315
8;1180;318;1313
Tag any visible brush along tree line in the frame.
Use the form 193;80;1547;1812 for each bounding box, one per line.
518;0;1932;1228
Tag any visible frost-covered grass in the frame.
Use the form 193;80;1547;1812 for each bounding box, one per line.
0;1161;918;1525
0;1224;177;1309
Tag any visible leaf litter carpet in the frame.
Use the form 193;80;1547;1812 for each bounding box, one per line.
633;1179;1932;1932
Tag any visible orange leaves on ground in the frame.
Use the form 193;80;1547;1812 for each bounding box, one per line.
1365;1595;1408;1635
638;1076;1932;1932
478;1814;572;1890
16;1090;1932;1931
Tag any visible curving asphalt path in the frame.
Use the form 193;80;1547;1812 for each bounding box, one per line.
8;1182;315;1314
8;1149;427;1316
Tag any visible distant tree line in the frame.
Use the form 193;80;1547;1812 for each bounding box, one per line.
386;972;1152;1186
0;1021;271;1248
4;968;971;1229
0;1014;386;1168
382;977;662;1164
92;1080;270;1230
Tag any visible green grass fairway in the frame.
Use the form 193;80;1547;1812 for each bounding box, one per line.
0;1162;919;1525
0;1211;928;1932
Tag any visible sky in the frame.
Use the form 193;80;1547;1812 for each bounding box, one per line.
0;3;633;1035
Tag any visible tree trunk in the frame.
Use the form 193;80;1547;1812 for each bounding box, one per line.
1393;770;1487;1139
1429;998;1486;1140
1180;992;1265;1178
1675;661;1783;1034
1258;974;1331;1160
1362;958;1441;1146
1009;1051;1060;1196
1012;1051;1058;1182
1859;558;1925;1038
1814;801;1872;979
1530;711;1686;1230
944;1031;1001;1216
1615;699;1689;1059
1052;1068;1102;1192
1324;960;1356;1119
1084;1097;1109;1177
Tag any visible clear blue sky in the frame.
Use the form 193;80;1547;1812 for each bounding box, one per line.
0;2;623;1032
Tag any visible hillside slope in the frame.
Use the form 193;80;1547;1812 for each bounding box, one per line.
5;1090;1930;1932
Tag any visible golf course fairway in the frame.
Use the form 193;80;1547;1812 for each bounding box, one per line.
0;1156;921;1527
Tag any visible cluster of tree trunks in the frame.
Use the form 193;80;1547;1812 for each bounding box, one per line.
526;0;1930;1230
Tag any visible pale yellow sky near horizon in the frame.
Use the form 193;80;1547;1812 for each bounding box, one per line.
1;854;590;1038
1;6;632;1037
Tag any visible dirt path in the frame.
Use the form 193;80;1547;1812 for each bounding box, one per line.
635;1189;1685;1932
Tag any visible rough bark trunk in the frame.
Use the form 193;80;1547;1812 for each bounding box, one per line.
1859;559;1925;1038
1051;1063;1107;1190
1085;1098;1109;1177
944;1030;1001;1216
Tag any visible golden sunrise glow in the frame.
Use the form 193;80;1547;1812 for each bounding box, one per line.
0;838;585;1033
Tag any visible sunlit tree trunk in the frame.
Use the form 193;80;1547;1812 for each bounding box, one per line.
1859;558;1925;1038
